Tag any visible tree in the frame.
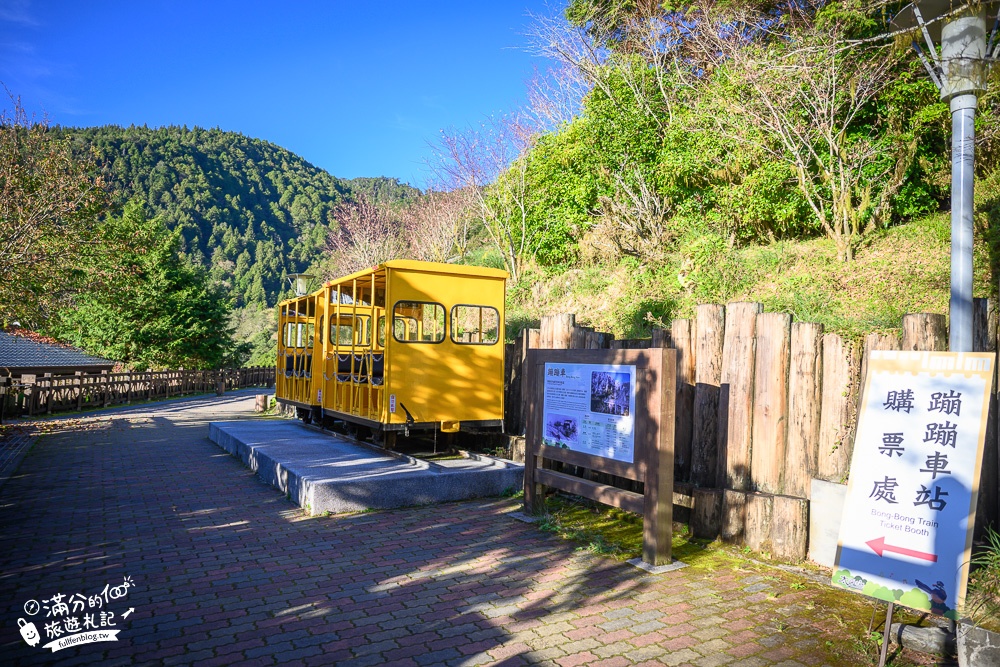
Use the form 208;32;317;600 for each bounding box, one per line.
402;188;474;264
432;113;537;281
0;93;108;326
325;194;407;277
688;2;905;260
48;201;239;370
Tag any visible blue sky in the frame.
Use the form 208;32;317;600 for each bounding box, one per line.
0;0;559;188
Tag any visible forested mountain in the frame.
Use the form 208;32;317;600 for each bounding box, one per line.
51;125;419;309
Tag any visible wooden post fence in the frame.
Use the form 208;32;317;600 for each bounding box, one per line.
502;301;1000;560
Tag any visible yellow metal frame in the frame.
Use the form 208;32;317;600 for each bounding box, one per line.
275;260;507;434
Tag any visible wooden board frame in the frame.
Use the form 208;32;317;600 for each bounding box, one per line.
523;348;676;565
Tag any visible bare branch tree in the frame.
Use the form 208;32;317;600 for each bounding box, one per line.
686;2;904;260
527;12;618;110
588;163;674;262
402;187;474;264
325;194;407;277
524;62;590;132
430;113;537;281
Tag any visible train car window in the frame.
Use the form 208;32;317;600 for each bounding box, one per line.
392;301;445;343
450;305;500;345
284;322;297;348
355;316;372;346
377;316;386;347
331;322;353;346
295;323;308;348
304;323;315;348
318;316;324;344
394;316;416;341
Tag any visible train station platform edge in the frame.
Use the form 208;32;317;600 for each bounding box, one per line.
208;420;524;515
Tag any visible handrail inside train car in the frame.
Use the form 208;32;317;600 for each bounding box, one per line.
275;260;508;448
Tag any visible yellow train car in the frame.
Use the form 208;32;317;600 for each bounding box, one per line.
275;260;507;445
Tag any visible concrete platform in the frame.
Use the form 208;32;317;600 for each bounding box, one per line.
208;420;524;515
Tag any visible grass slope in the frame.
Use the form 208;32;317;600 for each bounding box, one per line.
509;213;991;341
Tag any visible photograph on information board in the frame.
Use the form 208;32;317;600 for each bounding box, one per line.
542;363;636;463
831;351;994;619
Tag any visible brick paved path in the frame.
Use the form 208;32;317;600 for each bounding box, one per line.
0;394;908;666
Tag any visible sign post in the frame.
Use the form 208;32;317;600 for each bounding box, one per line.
523;348;676;566
833;351;994;623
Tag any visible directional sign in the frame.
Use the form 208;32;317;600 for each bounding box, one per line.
832;351;994;619
865;536;937;563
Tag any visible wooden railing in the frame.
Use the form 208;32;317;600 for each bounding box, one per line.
3;367;275;418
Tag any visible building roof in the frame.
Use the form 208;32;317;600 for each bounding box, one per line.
0;330;116;375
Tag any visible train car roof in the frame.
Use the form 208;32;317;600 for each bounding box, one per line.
323;260;508;287
276;260;508;307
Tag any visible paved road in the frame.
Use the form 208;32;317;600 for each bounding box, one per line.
0;394;914;666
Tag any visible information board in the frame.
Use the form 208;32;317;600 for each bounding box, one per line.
542;362;637;463
832;351;994;619
524;348;675;566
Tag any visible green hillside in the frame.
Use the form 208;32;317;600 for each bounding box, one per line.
507;211;994;341
53;125;419;308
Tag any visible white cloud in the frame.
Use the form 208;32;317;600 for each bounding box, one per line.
0;0;37;25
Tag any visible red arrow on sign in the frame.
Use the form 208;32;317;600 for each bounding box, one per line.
866;536;938;562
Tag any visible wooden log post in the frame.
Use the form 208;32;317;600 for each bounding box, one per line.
744;493;774;554
974;298;998;538
671;318;696;483
585;331;613;349
771;495;809;561
721;489;748;543
692;487;723;539
102;371;110;408
44;374;53;415
569;326;587;349
750;312;792;495
785;322;823;499
717;302;762;491
901;313;948;351
862;332;901;388
553;314;575;349
527;328;541;350
817;334;860;483
691;304;725;488
650;327;671;349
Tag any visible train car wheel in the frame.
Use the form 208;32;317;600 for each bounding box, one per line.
372;430;397;450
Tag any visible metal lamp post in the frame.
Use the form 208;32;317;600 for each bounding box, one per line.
286;273;316;297
893;1;999;353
